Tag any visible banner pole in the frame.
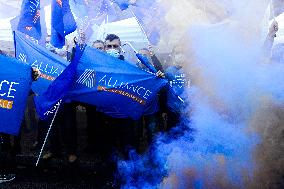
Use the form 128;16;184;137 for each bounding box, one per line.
271;0;276;21
122;42;138;53
35;100;62;167
130;9;150;45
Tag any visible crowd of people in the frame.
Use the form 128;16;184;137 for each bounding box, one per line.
0;32;190;185
0;17;282;185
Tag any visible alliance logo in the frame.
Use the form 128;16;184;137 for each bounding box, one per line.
76;69;96;88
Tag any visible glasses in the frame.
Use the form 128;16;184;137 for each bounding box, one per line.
106;44;119;49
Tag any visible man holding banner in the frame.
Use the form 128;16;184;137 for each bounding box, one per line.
0;53;40;183
13;23;172;163
30;33;167;156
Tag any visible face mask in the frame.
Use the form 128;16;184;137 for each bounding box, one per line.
106;49;120;58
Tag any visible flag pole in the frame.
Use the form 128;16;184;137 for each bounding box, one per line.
130;9;150;45
35;100;62;166
122;42;138;53
271;0;276;21
109;2;150;44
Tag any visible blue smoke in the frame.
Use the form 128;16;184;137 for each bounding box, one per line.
117;1;284;189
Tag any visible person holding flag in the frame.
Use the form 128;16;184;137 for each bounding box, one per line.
102;34;166;157
162;47;190;131
0;51;40;184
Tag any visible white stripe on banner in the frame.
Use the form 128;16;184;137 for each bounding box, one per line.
76;69;96;88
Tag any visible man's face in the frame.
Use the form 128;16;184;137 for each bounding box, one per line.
105;39;121;52
93;42;105;51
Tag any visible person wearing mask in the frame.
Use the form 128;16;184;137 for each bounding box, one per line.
105;34;125;61
101;34;140;158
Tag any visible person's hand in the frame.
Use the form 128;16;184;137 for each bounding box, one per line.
269;20;278;38
32;68;41;81
162;113;167;121
79;30;86;44
156;70;165;78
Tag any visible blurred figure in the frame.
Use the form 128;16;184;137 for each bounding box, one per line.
41;37;80;164
137;46;165;147
99;34;138;158
55;39;68;59
66;38;75;62
78;29;86;46
0;63;40;184
138;45;164;72
92;40;105;51
162;47;190;130
45;35;56;53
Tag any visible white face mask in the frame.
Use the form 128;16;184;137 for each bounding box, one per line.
106;49;120;58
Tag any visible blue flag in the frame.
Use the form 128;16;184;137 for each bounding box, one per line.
136;53;157;73
17;0;42;40
51;0;77;48
112;0;160;45
112;0;131;11
34;45;84;119
70;0;88;18
14;31;69;95
67;46;167;119
11;7;47;46
97;0;119;23
0;55;32;135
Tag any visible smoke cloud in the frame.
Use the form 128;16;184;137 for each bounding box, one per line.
117;0;284;189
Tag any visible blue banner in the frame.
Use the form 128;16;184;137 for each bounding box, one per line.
51;0;77;48
0;55;32;135
17;0;42;40
11;6;48;47
15;31;167;120
34;45;84;119
14;31;69;95
67;46;167;119
136;53;157;73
